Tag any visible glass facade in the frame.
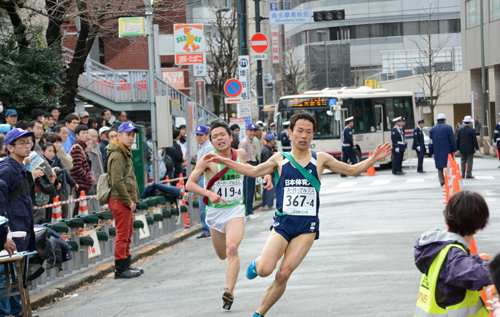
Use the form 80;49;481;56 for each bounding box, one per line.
492;0;500;20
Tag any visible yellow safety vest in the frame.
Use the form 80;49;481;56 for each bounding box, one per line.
415;244;489;317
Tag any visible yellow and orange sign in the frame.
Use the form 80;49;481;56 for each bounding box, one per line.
364;79;378;89
174;24;204;65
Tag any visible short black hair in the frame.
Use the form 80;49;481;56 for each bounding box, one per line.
173;129;180;139
490;253;500;291
444;191;489;236
0;135;4;150
117;111;127;117
75;124;89;135
31;109;45;120
101;109;111;116
42;132;49;140
45;113;53;119
15;120;29;130
28;120;43;129
65;114;79;124
42;142;55;152
52;124;65;134
209;121;231;141
48;106;58;112
230;124;240;131
46;134;62;144
179;124;186;131
87;117;96;127
290;110;316;132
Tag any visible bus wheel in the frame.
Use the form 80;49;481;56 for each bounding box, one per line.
355;148;362;163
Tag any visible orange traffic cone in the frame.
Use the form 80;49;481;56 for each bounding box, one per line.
51;196;62;223
366;153;377;176
78;191;88;216
444;171;457;204
179;173;184;187
456;172;463;191
180;186;190;228
451;175;460;195
165;175;170;184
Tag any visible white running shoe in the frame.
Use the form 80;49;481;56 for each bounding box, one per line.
248;214;260;220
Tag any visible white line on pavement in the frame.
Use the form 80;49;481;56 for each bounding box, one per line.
475;176;495;180
334;182;358;188
406;178;424;183
370;180;391;186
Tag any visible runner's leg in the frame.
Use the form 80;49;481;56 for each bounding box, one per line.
224;217;245;293
255;230;289;277
256;232;316;316
210;228;227;260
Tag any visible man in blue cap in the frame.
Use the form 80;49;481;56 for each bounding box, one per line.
108;122;143;279
238;123;260;219
5;109;18;130
195;125;214;239
259;133;277;210
412;119;426;173
0;128;37;316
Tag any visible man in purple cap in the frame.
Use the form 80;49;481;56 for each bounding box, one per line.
238;123;260;219
0;128;37;316
195;125;214;239
108;122;142;279
259;133;277;211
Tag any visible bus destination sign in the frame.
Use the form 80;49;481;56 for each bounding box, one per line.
288;97;331;107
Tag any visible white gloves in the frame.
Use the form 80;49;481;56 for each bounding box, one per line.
395;148;400;153
417;146;421;151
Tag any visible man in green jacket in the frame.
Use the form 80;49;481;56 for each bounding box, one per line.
108;122;143;279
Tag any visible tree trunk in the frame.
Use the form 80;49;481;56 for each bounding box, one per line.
2;0;28;49
213;95;221;117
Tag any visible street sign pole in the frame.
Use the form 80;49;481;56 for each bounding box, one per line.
254;0;264;121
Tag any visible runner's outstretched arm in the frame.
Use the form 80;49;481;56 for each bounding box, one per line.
186;159;227;204
322;142;392;176
204;152;279;178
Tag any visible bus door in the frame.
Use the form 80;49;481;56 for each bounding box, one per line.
374;105;384;145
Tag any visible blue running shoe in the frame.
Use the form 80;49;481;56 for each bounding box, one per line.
246;259;257;279
253;313;263;317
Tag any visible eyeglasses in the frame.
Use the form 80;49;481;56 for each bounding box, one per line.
13;141;33;147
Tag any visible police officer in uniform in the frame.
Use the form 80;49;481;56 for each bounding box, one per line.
493;113;500;167
412;119;426;173
280;121;291;152
391;117;405;175
341;117;357;177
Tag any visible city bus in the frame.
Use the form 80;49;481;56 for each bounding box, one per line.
275;86;417;166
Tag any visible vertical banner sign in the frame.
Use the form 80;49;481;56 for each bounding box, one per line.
270;3;280;65
188;102;198;155
195;81;206;107
238;56;252;124
174;24;204;65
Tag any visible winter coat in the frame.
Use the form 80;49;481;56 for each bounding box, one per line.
414;228;490;308
429;122;457;168
88;144;104;187
107;139;139;207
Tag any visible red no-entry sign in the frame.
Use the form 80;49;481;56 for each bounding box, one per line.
251;33;269;53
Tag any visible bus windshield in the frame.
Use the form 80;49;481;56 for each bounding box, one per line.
278;98;341;139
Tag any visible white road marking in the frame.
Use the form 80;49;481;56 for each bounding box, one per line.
406;178;424;183
475;176;495;180
334;182;357;188
370;180;391;186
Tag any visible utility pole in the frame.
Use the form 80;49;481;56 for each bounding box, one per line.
254;0;264;120
144;0;159;182
239;0;248;55
479;0;488;138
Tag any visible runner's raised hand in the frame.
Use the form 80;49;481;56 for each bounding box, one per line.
372;142;392;161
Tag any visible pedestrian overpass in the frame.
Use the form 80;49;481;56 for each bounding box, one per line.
63;47;219;123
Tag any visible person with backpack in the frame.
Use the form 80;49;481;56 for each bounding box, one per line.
0;128;37;316
70;125;94;216
194;125;214;239
107;122;143;279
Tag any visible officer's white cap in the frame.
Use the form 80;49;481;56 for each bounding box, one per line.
463;115;472;123
283;121;290;126
345;116;354;122
392;116;402;123
437;113;446;120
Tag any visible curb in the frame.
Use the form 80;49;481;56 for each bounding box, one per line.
31;225;202;310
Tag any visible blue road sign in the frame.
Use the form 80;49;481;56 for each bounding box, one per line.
224;79;243;97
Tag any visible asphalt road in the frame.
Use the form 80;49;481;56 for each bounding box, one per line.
36;156;500;317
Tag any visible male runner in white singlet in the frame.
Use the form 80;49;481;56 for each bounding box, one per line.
204;111;392;316
186;121;272;311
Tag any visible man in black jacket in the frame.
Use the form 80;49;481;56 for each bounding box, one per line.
259;134;277;210
456;116;479;179
412;119;426;173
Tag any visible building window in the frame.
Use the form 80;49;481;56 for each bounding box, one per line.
466;0;487;27
492;0;500;20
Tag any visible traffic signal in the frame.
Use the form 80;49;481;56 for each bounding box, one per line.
313;10;345;22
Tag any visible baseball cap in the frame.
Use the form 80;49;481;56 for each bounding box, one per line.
5;128;34;146
5;109;17;117
246;123;258;130
265;134;278;142
118;122;139;133
195;125;209;135
99;126;111;136
79;111;89;118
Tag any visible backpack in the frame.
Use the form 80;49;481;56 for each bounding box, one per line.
97;161;132;206
163;150;174;173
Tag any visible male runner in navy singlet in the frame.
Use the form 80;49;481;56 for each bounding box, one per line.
204;111;392;316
